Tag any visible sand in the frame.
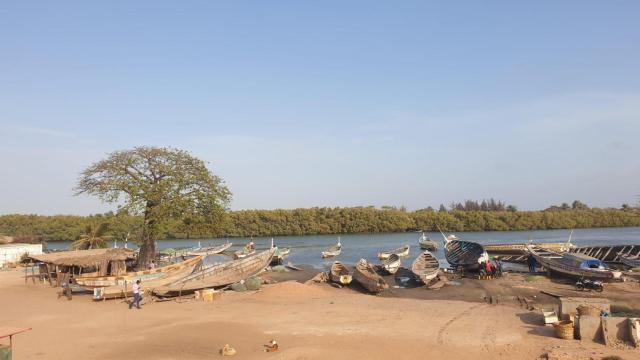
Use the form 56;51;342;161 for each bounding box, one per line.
1;269;639;360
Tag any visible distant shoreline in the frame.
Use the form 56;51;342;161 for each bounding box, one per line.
1;207;639;242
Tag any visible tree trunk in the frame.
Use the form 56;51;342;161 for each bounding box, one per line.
137;203;158;270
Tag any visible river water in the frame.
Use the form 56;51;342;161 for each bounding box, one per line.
47;227;640;269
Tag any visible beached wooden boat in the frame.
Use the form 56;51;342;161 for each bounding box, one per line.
380;254;401;274
377;245;410;260
187;241;232;257
76;255;204;288
91;256;204;300
353;259;388;294
485;242;574;256
418;233;438;251
234;247;256;260
321;238;342;258
329;261;352;285
153;247;277;296
440;231;488;271
527;246;621;280
619;253;640;268
270;247;291;265
411;251;440;284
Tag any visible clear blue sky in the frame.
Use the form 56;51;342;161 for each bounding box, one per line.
1;1;639;215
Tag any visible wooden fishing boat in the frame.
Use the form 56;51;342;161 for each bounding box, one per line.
76;255;204;288
380;253;401;274
377;245;410;260
353;259;388;294
321;238;342;258
91;256;204;300
153;247;277;296
527;246;621;280
234;247;256;260
329;261;352;285
411;251;440;284
270;247;291;265
187;241;233;257
485;241;574;256
440;231;488;271
418;233;438;251
619;253;640;268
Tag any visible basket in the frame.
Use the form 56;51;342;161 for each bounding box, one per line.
577;305;600;317
553;321;574;340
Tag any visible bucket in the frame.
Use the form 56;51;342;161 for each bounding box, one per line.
553;321;574;340
577;305;600;317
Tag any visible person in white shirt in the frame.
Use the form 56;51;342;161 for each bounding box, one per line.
129;279;141;309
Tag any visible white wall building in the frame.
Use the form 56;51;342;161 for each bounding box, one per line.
0;243;43;267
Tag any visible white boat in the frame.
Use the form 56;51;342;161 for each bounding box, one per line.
377;245;410;260
380;253;401;274
321;238;342;258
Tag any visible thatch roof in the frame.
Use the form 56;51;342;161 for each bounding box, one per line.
29;248;135;267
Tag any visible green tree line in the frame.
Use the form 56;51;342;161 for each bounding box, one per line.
1;203;639;243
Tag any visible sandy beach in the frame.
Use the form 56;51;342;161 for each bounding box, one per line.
2;268;640;360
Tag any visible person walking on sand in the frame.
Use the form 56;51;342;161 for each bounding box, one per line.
129;280;141;309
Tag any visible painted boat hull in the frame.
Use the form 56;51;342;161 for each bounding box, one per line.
529;248;620;281
444;240;487;270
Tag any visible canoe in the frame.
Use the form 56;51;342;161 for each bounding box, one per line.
353;259;388;294
441;232;488;271
76;255;204;288
527;246;621;281
411;251;440;284
91;256;204;300
234;248;256;260
378;245;410;260
485;242;574;256
618;252;640;268
418;233;438;251
380;254;401;275
329;261;352;285
322;239;342;258
153;247;277;296
270;247;291;265
187;241;232;256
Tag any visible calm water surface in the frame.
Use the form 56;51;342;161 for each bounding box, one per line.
47;227;640;269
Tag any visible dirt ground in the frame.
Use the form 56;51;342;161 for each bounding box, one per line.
2;267;640;360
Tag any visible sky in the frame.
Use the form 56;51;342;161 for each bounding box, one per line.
1;1;639;215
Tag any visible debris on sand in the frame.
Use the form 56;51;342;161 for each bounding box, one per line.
305;272;328;284
220;344;236;356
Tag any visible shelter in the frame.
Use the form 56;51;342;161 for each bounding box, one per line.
28;248;135;287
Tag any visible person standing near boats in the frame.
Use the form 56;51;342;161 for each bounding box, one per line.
129;280;141;309
527;254;537;272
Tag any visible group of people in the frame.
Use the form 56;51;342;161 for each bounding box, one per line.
479;257;502;277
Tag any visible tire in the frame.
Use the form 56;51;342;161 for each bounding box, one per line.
595;284;603;293
576;282;584;291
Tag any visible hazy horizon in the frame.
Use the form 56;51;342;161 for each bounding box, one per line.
1;1;639;215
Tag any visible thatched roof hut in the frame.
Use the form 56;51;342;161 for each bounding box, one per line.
29;248;135;286
29;248;134;267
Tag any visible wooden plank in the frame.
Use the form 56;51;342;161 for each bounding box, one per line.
540;290;562;298
0;327;31;339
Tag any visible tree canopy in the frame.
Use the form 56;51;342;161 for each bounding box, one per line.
74;146;231;267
